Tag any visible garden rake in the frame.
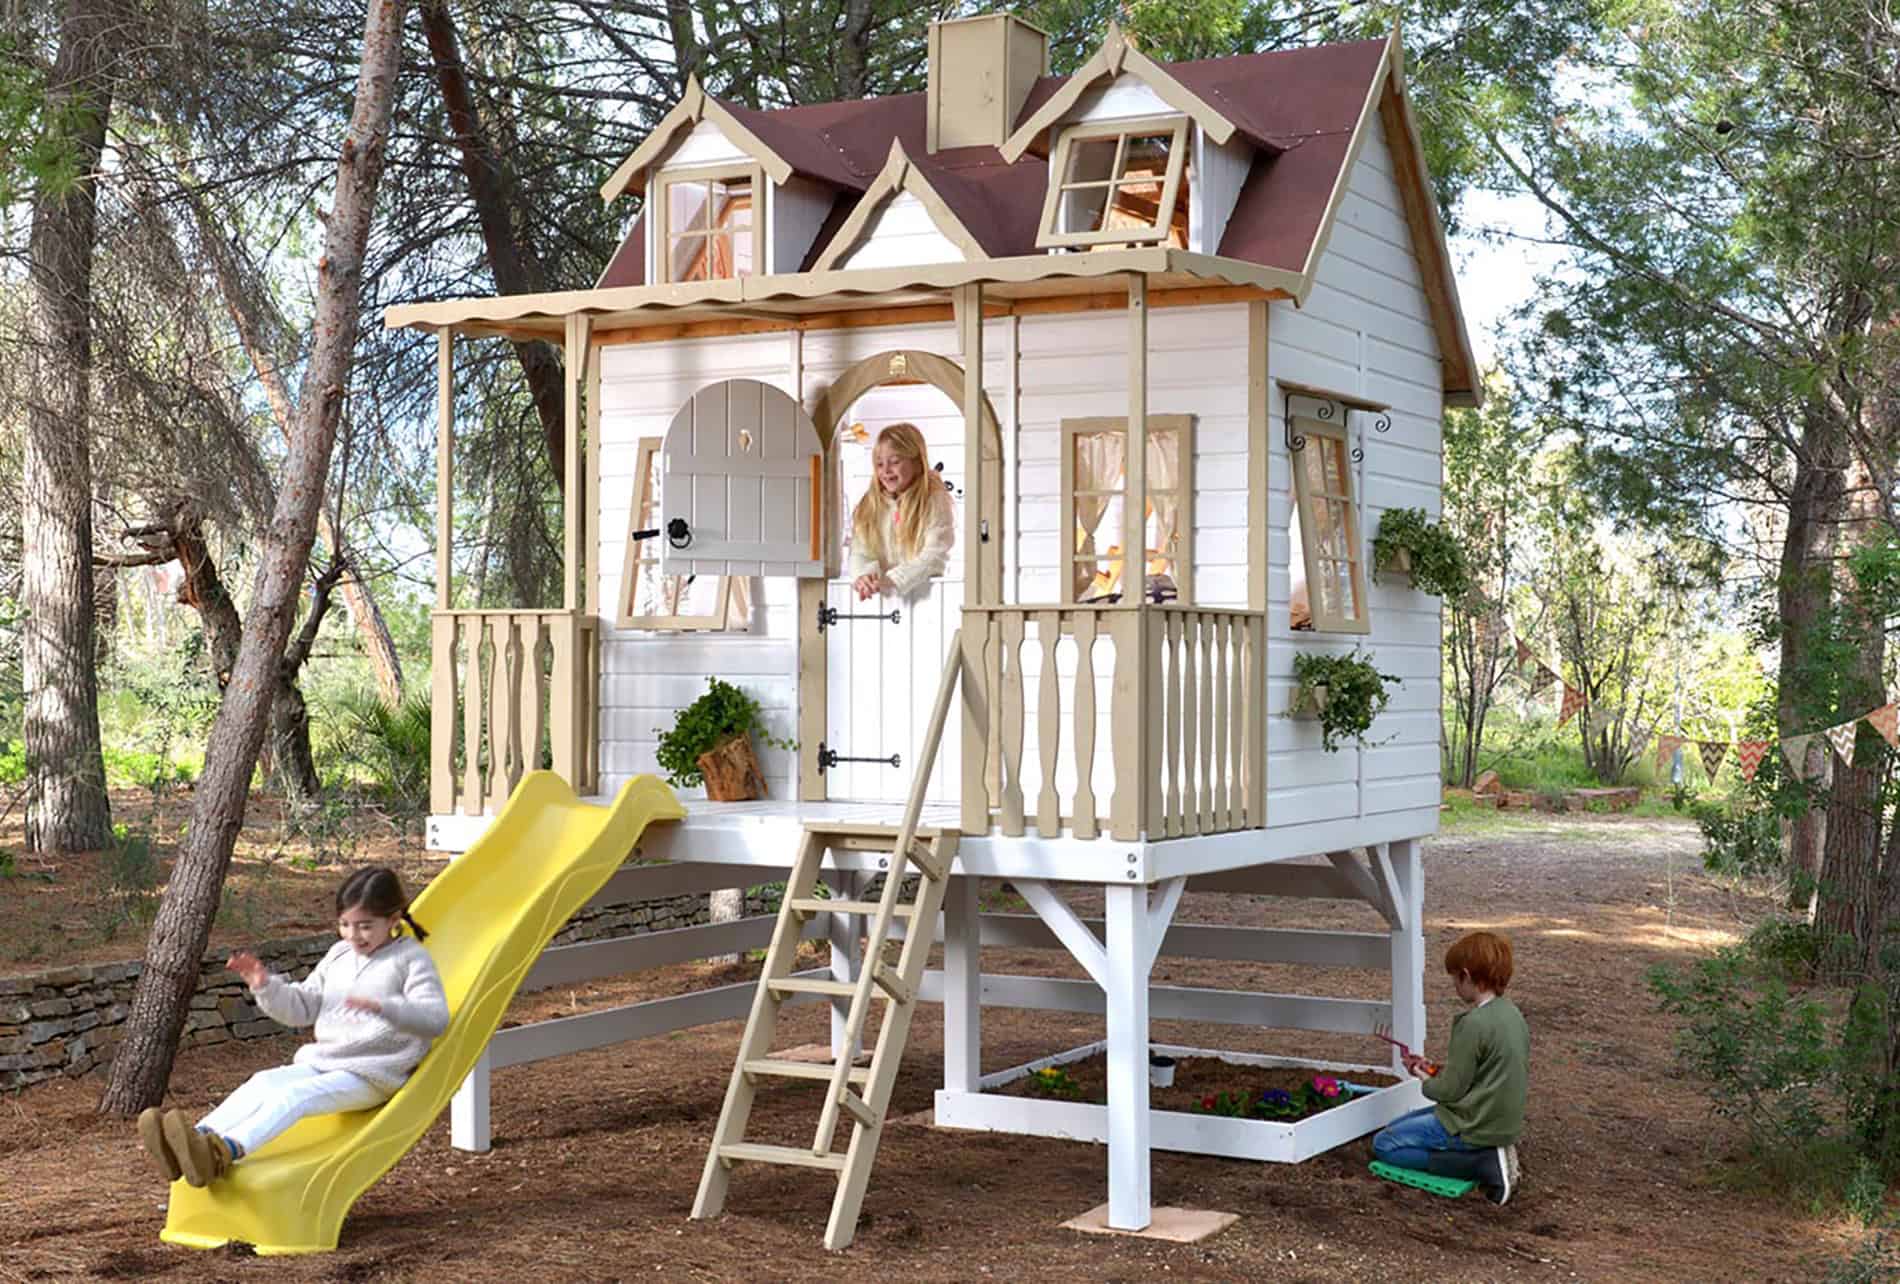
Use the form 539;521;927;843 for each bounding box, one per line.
1373;1022;1439;1077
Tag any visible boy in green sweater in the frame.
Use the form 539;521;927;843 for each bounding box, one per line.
1371;930;1529;1204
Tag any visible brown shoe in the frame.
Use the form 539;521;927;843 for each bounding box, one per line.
162;1110;213;1187
203;1130;234;1182
137;1107;181;1183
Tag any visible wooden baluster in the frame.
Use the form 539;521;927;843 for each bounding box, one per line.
1165;611;1183;838
461;615;485;814
430;614;458;816
1036;611;1061;836
985;614;1003;807
1109;611;1143;841
1244;617;1266;826
1211;616;1230;831
999;612;1027;836
1179;612;1198;837
1142;610;1166;838
1072;611;1099;839
526;617;549;777
1199;615;1215;834
482;615;504;806
585;621;602;792
550;614;577;785
494;615;521;797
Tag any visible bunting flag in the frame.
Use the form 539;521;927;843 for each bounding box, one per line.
1515;636;1535;673
1781;733;1815;776
1698;740;1729;777
1557;683;1586;728
1529;663;1558;696
1868;704;1900;748
1735;740;1770;782
1654;733;1685;772
1628;721;1653;757
1827;719;1861;764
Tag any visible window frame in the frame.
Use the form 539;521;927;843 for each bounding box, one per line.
1286;394;1371;635
1057;413;1195;605
651;162;765;285
616;437;742;630
1036;115;1190;250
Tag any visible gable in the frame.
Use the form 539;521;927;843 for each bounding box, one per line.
839;192;971;269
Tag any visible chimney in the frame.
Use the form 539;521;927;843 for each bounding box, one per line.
926;13;1050;153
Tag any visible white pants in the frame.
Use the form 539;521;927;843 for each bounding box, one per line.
197;1063;389;1155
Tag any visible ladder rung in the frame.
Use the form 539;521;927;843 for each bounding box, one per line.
838;1091;879;1128
871;965;912;1004
787;897;916;918
766;977;856;997
718;1142;846;1172
909;839;948;881
743;1058;870;1085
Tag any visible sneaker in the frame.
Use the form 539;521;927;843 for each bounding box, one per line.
1482;1144;1518;1205
137;1107;182;1183
162;1110;211;1187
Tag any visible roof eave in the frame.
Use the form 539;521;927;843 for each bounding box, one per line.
598;76;797;205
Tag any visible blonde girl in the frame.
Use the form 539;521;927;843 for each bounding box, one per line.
848;423;956;601
138;866;449;1187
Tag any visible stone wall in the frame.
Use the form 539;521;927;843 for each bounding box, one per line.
1;889;769;1092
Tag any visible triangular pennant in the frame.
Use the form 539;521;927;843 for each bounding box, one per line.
1654;734;1684;773
1528;663;1558;696
1515;637;1534;672
1867;703;1900;748
1557;683;1585;728
1735;740;1770;782
1628;722;1653;757
1780;733;1814;776
1827;719;1860;764
1698;740;1729;777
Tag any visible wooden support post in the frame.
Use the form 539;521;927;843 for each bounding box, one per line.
1386;838;1426;1076
585;348;602;617
1247;301;1269;612
430;614;457;815
1124;274;1147;605
435;328;454;611
562;313;589;612
1104;881;1153;1230
959;282;990;835
942;874;981;1094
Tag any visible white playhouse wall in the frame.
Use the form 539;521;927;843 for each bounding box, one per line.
1265;107;1444;838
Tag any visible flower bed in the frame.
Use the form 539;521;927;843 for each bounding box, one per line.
1005;1053;1398;1119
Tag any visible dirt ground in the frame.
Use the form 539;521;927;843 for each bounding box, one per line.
0;809;1875;1282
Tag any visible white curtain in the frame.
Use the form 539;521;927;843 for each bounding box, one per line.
1146;430;1180;578
1072;430;1125;599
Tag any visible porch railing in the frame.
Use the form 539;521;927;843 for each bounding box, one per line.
430;609;599;817
961;604;1265;842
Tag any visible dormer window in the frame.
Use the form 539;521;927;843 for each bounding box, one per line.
657;165;761;283
1037;116;1189;249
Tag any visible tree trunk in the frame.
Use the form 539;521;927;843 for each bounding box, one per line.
99;0;409;1114
836;0;876;99
1778;412;1847;898
22;0;114;855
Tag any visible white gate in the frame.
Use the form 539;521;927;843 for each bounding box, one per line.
660;378;824;578
823;384;964;804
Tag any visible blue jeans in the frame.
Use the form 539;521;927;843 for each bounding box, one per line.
1371;1104;1482;1171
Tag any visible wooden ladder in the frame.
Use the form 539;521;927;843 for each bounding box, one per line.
691;634;965;1251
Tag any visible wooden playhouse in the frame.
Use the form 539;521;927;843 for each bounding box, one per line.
388;14;1478;1249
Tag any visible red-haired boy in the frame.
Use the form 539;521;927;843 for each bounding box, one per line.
1371;930;1529;1203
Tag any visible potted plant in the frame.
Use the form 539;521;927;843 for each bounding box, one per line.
1149;1053;1177;1088
654;677;793;800
1290;651;1400;752
1371;507;1472;599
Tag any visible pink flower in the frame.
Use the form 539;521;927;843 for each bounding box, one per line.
1201;1095;1217;1110
1313;1075;1341;1097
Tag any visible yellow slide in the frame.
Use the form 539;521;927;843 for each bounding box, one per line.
160;771;684;1255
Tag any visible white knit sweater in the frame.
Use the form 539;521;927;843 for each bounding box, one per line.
253;936;451;1093
847;483;956;598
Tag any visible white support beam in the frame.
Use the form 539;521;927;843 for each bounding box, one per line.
1013;878;1109;988
1142;876;1188;975
450;1051;490;1153
827;870;864;1060
1104;883;1153;1229
1372;842;1409;928
1386;838;1426;1075
900;915;1391;969
943;875;982;1094
1324;850;1397;927
523;914;820;992
915;972;1392;1035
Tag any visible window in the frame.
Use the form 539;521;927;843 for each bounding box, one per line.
1286;397;1368;634
1037;116;1189;250
1059;415;1193;604
655;166;761;283
617;438;751;630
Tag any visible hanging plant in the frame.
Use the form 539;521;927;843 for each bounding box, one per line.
1372;507;1472;600
1290;651;1400;752
654;677;795;794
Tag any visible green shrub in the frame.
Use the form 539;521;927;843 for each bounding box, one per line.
654;678;793;789
1693;801;1783;879
0;741;21;785
1649;931;1900;1203
326;687;432;811
98;823;160;937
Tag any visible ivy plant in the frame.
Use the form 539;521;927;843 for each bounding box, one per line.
653;677;795;789
1291;651;1400;752
1371;507;1472;600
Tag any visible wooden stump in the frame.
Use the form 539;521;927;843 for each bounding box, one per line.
698;733;767;801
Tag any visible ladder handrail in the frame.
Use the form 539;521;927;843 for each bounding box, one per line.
811;630;963;1153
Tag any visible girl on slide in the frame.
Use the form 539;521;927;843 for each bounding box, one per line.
139;866;449;1187
848;422;956;602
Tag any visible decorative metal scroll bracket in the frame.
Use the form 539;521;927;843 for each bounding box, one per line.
816;603;901;633
815;742;902;774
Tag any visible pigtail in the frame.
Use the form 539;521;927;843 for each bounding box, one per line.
401;908;429;942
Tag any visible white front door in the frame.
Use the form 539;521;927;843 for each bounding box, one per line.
823;384;964;804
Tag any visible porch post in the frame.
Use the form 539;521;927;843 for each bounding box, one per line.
942;873;982;1093
1104;880;1153;1230
1386;838;1426;1076
562;313;592;611
960;282;991;834
1247;300;1269;611
1124;274;1147;602
431;329;457;816
436;327;454;610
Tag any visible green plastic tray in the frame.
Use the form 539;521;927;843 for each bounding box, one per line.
1369;1160;1476;1198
